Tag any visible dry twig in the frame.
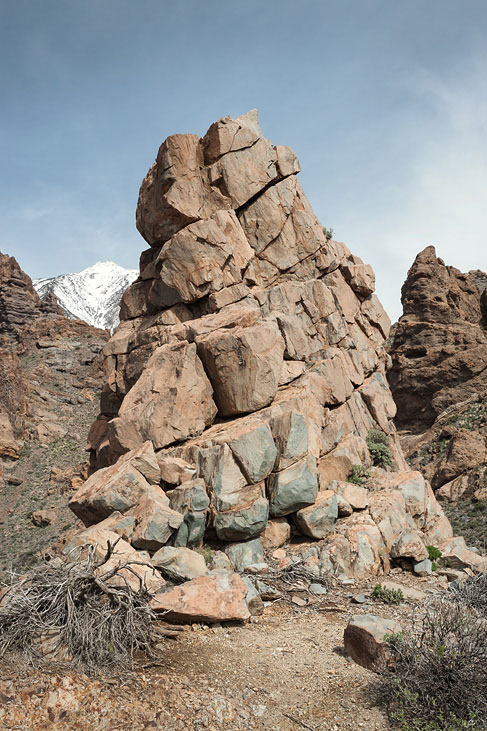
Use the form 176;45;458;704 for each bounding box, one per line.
0;539;161;673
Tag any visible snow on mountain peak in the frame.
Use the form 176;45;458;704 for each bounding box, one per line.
34;261;138;331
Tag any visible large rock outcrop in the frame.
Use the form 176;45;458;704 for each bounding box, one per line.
388;246;487;432
0;252;60;338
68;111;459;595
387;247;487;511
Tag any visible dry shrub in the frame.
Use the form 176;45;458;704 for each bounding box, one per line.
0;541;159;673
376;595;487;730
447;572;487;616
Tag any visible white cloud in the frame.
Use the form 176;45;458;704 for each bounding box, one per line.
343;54;487;322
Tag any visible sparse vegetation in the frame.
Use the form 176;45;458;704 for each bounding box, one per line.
0;540;159;673
366;429;395;469
196;544;215;565
376;596;487;730
426;545;442;562
348;464;370;485
371;583;404;605
443;496;487;551
449;397;487;431
322;226;334;241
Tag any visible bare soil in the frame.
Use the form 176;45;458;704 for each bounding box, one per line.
0;572;445;730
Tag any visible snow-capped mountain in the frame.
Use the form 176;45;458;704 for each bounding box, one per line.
34;261;138;331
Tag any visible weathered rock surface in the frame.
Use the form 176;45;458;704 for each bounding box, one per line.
344;614;402;670
0;252;60;337
150;573;250;623
64;111;463;599
388;248;487;523
388;246;487;433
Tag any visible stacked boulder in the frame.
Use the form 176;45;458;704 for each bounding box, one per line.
67;112;467;621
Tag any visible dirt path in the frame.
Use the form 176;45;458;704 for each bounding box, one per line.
0;574;442;730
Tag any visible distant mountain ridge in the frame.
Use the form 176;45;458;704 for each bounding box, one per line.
34;261;138;330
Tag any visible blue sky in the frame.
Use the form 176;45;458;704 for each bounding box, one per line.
1;0;486;321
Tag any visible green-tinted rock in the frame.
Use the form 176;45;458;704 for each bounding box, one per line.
215;496;269;541
228;422;278;483
166;479;209;547
267;455;318;517
295;490;338;539
225;538;265;571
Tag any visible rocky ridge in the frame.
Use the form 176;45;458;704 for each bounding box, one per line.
387;248;487;532
0;252;110;573
62;110;478;622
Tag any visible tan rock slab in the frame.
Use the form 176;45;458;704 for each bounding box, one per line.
108;341;217;453
150;573;250;623
197;320;284;416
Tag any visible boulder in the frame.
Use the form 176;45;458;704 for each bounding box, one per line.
166;479;209;547
131;491;184;551
260;518;291;549
331;481;369;510
344;614;402;670
295;490;338;539
214;495;269;542
151;546;207;581
391;530;428;562
439;536;487;572
227;421;278;483
150;573;250;623
225;538;265;571
197;321;285;416
155;210;253;305
108;341;217;453
69;444;160;525
268;455;319;517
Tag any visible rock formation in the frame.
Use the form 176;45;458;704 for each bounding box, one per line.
388;246;487;432
66;111;474;618
0;252;111;573
0;252;60;338
388;247;487;507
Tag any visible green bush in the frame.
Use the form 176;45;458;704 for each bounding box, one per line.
371;583;404;605
366;429;394;469
426;545;442;562
348;464;370;485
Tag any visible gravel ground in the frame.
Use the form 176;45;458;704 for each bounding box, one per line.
0;572;445;730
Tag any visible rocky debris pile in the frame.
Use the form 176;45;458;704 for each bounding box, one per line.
387;247;487;508
65;111;476;621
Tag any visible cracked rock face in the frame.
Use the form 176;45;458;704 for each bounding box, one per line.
387;246;487;432
74;111;457;586
387;247;487;503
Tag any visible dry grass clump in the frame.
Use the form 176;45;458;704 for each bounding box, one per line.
0;540;159;673
376;595;487;731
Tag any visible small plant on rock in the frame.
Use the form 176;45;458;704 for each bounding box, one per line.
371;583;404;605
366;429;394;469
348;464;370;485
426;545;442;570
322;226;334;241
